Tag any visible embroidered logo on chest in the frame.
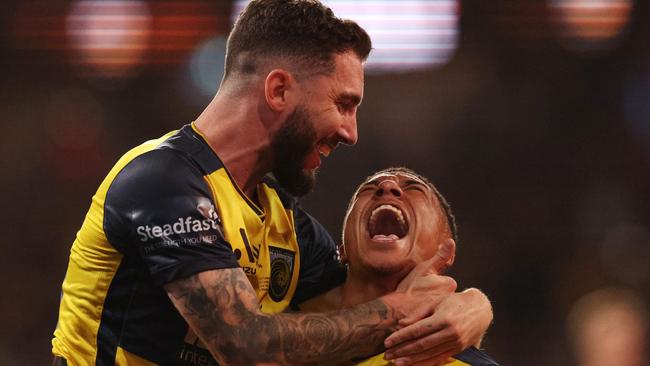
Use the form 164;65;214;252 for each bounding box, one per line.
268;246;295;302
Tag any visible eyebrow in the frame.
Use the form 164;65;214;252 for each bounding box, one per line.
361;177;426;188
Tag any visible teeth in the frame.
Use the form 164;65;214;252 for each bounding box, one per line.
369;204;406;227
372;234;399;242
318;145;331;157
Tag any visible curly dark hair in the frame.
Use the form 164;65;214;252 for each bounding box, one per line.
344;167;459;246
225;0;372;80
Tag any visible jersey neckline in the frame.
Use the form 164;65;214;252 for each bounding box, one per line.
188;122;265;218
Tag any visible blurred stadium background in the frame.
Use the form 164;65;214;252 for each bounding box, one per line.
0;0;648;364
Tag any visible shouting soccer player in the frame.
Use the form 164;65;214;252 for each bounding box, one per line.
301;167;498;365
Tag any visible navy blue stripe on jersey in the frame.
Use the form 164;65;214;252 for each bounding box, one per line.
95;257;134;365
115;257;189;363
291;204;347;308
96;250;191;364
455;347;500;366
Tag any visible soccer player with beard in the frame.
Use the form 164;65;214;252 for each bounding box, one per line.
52;1;492;365
301;168;497;365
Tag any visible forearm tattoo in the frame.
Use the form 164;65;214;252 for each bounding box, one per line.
166;269;397;365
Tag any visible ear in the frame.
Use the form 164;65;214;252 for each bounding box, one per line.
338;243;348;264
445;238;456;268
264;69;296;113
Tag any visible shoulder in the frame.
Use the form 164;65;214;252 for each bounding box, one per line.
107;125;224;202
108;149;204;204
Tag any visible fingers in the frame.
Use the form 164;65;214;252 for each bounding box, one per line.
386;298;471;357
395;240;456;295
406;239;455;277
398;303;434;327
385;319;446;349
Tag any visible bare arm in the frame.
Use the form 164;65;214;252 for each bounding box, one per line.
165;268;400;365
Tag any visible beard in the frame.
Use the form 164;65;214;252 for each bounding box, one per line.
270;105;318;197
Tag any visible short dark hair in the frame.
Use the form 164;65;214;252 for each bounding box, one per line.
225;0;372;80
345;167;459;245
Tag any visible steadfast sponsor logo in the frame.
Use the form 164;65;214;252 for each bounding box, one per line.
136;216;220;242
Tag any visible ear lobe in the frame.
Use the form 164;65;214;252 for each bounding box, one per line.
264;69;294;113
338;243;348;264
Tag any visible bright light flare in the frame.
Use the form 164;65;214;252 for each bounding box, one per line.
549;0;633;52
232;0;460;73
66;0;153;77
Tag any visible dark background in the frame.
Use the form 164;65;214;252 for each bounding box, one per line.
1;0;648;365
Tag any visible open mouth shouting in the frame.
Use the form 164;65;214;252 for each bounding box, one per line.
367;204;409;243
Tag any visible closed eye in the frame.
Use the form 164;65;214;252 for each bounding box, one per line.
357;184;376;194
336;93;361;114
403;180;428;193
337;101;356;114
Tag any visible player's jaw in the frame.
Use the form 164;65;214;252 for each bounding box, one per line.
270;106;317;197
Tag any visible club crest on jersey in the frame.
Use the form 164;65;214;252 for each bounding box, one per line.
269;246;295;302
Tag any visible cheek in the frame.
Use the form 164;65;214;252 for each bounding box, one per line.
320;108;344;126
413;212;445;254
345;214;363;240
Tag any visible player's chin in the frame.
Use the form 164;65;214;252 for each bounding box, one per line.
362;254;410;276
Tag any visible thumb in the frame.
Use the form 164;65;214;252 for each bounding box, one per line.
425;239;455;275
396;239;456;292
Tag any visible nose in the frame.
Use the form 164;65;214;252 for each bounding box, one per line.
338;115;358;146
375;179;402;198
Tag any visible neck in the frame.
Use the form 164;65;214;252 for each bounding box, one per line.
194;89;275;196
339;269;403;307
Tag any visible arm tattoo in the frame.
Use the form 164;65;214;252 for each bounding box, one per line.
166;269;398;365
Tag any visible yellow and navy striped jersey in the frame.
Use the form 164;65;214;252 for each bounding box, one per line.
356;347;499;366
52;123;345;365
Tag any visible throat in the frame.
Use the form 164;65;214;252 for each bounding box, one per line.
340;272;402;307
